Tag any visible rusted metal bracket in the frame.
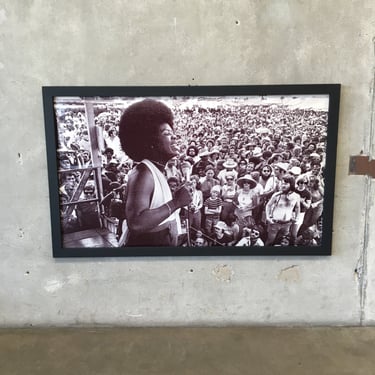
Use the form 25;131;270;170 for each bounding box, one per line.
349;155;375;178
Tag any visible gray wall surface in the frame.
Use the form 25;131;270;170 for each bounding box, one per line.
0;0;374;326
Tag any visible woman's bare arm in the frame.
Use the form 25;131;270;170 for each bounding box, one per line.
126;164;191;233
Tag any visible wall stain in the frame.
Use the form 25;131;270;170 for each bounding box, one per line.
212;264;234;282
44;279;64;293
125;313;143;318
278;265;301;283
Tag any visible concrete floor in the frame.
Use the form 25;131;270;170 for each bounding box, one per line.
0;327;374;374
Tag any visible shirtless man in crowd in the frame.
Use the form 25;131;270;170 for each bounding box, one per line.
265;174;300;246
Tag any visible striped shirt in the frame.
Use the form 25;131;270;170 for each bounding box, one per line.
204;196;223;217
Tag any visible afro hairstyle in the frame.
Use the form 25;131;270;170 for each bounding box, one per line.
118;99;174;162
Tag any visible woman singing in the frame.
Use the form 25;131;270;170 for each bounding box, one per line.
119;99;192;246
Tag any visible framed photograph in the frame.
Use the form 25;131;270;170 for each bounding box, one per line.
42;85;340;257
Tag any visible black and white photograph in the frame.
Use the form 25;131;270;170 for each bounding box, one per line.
43;85;340;257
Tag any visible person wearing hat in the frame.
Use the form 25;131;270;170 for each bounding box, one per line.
244;141;257;154
269;153;283;165
208;147;220;170
249;147;263;163
289;166;302;177
265;174;301;246
220;171;238;222
272;162;289;192
290;175;312;244
200;165;220;201
211;221;233;246
233;175;261;230
192;149;214;178
237;148;248;161
217;158;238;185
165;157;183;184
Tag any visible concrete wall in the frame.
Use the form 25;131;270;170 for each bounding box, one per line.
0;0;374;326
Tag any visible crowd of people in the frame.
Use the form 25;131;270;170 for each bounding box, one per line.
56;97;327;247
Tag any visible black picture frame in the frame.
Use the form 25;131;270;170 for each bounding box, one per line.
42;84;340;257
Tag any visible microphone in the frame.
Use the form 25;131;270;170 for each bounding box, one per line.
180;161;192;183
185;168;191;182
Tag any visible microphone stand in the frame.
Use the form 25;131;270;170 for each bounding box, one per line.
185;171;192;247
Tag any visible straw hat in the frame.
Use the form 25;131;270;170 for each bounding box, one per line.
273;162;289;172
198;150;211;157
289;166;302;176
222;158;238;169
214;221;227;231
237;175;257;189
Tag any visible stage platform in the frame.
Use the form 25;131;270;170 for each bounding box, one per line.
63;228;118;248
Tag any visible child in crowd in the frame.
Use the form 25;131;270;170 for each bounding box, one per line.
203;185;223;237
